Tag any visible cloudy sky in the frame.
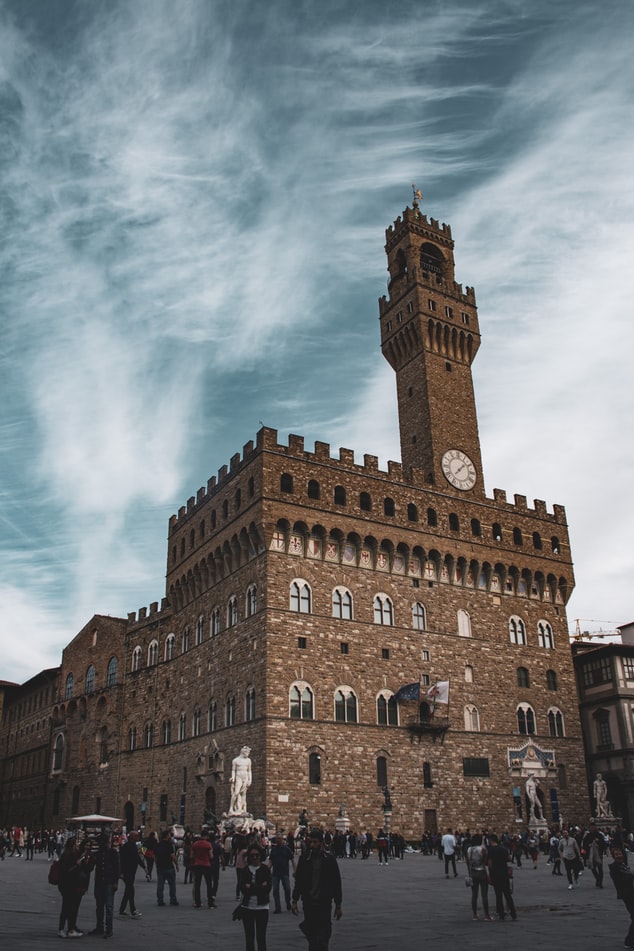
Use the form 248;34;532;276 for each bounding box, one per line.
1;0;633;683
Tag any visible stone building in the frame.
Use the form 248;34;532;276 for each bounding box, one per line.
0;199;590;836
572;622;634;827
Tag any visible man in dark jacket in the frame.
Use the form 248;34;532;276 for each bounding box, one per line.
91;833;120;937
119;830;145;918
609;846;634;948
291;829;342;951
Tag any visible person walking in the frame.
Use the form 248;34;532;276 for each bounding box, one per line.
609;846;634;948
155;829;179;906
143;830;158;880
584;822;606;889
238;844;271;951
466;834;492;920
291;828;342;951
268;833;296;913
558;829;582;890
118;830;145;918
441;827;458;878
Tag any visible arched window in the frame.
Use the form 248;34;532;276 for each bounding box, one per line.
464;664;474;683
85;665;96;695
548;708;565;737
449;513;460;531
65;673;74;700
457;609;471;637
546;669;558;691
517;703;536;735
106;656;118;687
376;756;388;787
513;527;523;545
360;492;371;511
234;488;241;510
407;503;418;522
246;584;257;617
162;719;171;745
517;666;530;688
225;694;235;727
377;693;398;726
290;684;314;720
290;580;311;613
178;711;186;741
492;522;502;542
471;518;481;537
148;639;159;666
182;627;190;652
308;479;320;500
227;596;238;628
99;727;109;764
245;688;256;722
132;647;142;672
464;704;480;731
208;701;217;732
332;587;353;620
384;497;395;516
551;536;560;555
509;616;527;645
193;706;201;737
53;733;64;771
309;752;321;785
412;602;426;631
427;508;438;527
538;620;555;649
334;688;358;723
144;722;154;749
280;473;293;493
210;608;220;636
334;485;346;505
533;532;543;550
373;594;394;626
196;616;204;645
165;634;176;661
222;499;229;519
128;726;137;751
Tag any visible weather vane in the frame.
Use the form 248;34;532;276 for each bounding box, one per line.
412;184;423;205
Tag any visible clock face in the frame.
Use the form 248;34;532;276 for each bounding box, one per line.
441;449;477;490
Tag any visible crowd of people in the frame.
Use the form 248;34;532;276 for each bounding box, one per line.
5;817;634;947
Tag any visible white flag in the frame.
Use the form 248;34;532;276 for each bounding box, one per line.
426;681;450;705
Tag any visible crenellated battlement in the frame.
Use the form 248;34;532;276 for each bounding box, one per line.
386;205;453;245
126;597;171;628
168;426;568;531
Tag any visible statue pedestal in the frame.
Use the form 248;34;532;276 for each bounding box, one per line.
335;816;350;834
593;815;620;832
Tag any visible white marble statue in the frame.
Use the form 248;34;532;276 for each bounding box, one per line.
594;772;613;818
526;773;542;821
229;745;252;815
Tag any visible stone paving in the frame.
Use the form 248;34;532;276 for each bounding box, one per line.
0;851;626;950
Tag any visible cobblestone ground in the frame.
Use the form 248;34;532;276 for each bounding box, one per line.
0;851;625;950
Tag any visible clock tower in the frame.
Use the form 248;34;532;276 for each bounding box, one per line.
379;197;484;496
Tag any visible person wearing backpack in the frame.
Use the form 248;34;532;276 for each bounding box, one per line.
57;837;93;938
466;834;492;921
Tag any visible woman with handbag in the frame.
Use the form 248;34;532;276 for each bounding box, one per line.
466;834;492;921
237;844;272;951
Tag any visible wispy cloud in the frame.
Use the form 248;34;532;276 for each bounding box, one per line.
1;0;633;680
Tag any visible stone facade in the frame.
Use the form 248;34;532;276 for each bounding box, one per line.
0;202;590;836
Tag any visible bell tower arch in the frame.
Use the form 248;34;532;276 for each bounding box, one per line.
379;196;484;496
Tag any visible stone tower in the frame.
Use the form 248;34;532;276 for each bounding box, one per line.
379;199;483;495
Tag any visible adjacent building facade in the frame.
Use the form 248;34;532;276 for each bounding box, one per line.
573;623;634;827
0;200;590;836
